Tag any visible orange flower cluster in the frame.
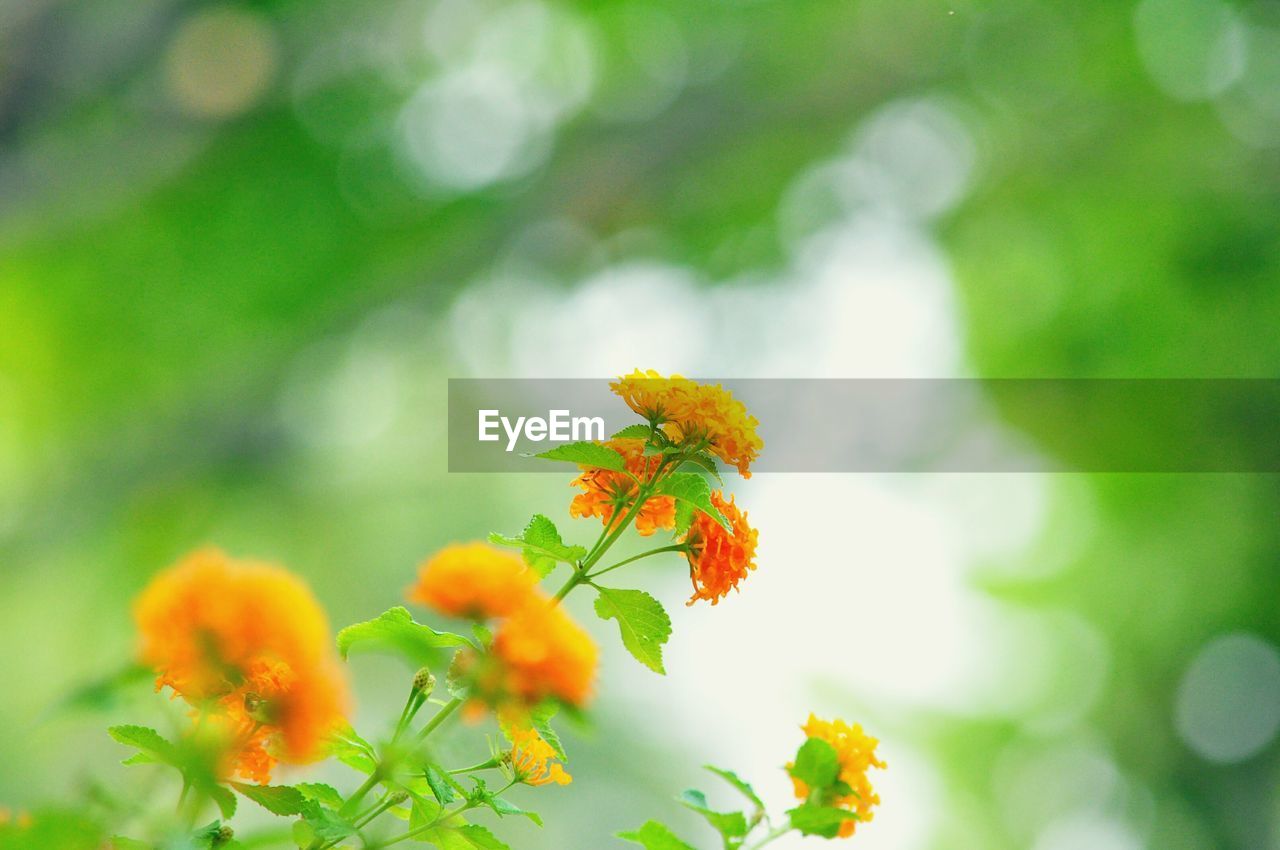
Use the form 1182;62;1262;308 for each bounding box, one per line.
570;438;675;536
790;714;886;838
611;370;763;477
508;727;571;786
681;491;758;605
408;543;597;712
133;549;348;784
407;543;535;619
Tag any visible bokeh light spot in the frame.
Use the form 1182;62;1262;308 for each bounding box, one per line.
1176;632;1280;763
165;6;278;119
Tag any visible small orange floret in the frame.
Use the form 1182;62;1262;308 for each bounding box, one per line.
569;438;675;536
493;596;598;708
789;714;886;838
681;491;758;605
509;726;571;787
611;370;762;478
133;549;348;783
407;543;537;620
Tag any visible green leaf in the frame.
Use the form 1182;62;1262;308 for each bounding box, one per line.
56;663;152;715
295;783;344;811
674;499;696;535
786;804;858;838
299;800;357;843
209;785;237;820
485;795;542;825
677;789;748;839
529;702;567;760
678;452;723;484
489;514;587;578
703;766;765;815
593;587;672;674
108;725;179;766
611;424;653;440
532;441;628;472
230;782;305;816
336;607;470;663
618;821;699;850
424;824;511;850
425;765;456;804
789;738;840;791
655;473;730;530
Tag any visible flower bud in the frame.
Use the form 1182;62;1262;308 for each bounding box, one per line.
413;667;436;694
213;825;234;846
389;791;409;805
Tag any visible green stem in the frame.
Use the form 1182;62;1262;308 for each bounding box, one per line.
587;544;688;580
371;801;477;848
417;696;463;741
339;772;382;819
448;757;501;774
747;823;793;850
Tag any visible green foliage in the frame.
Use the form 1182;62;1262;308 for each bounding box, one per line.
618;821;699;850
656;473;730;530
297;800;357;844
785;804;857;838
488;514;587;577
483;795;542;826
424;824;511;850
593;587;672;674
294;783;344;810
611;424;655;440
425;765;456;804
703;766;764;820
335;606;469;664
230;783;306;816
108;725;178;766
532;441;628;472
677;789;748;844
788;738;839;790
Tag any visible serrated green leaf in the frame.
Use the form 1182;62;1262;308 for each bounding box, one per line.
655;473;730;530
677;789;748;839
679;452;723;484
209;784;237;820
295;783;344;810
489;514;587;578
703;765;764;815
618;821;699;850
108;725;179;766
485;795;542;825
299;800;357;843
336;607;469;663
424;824;511;850
529;702;566;761
789;738;839;790
611;424;654;440
532;441;628;472
786;804;858;838
425;765;456;804
231;782;305;816
593;587;672;674
674;499;696;535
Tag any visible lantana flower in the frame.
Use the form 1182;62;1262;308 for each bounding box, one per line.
681;490;758;605
611;370;763;477
570;438;675;536
507;726;571;787
133;549;348;784
789;714;886;838
407;543;536;620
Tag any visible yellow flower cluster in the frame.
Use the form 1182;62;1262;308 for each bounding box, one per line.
611;370;763;477
508;727;571;786
789;714;887;838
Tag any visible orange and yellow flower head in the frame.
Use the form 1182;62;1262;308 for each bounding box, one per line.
610;370;763;478
407;543;537;620
493;596;598;708
507;726;571;787
570;438;675;536
789;714;886;838
681;491;758;605
133;548;349;784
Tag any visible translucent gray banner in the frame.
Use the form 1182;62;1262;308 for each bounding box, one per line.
447;379;1280;473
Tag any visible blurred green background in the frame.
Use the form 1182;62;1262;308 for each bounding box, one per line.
2;0;1280;848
